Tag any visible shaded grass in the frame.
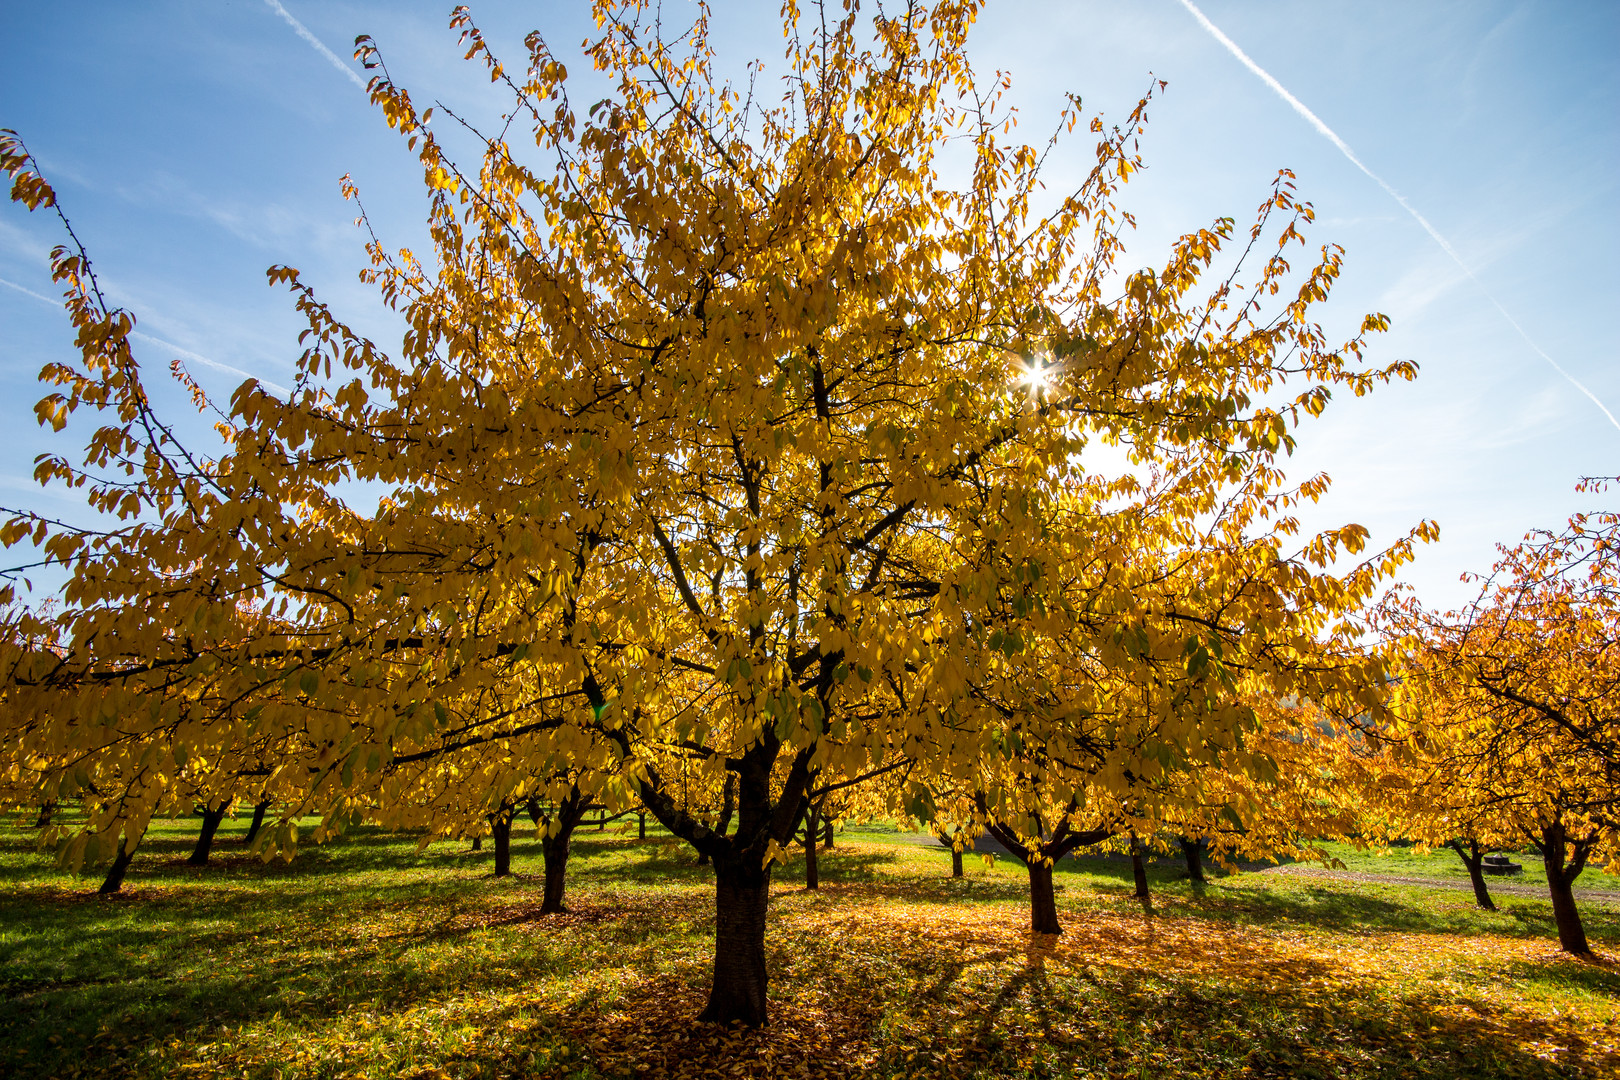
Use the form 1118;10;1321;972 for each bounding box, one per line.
1;817;1616;1078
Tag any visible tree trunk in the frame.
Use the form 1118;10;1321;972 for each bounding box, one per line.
1130;833;1150;899
803;808;819;890
539;790;588;914
243;799;270;845
697;773;738;868
99;835;137;895
822;815;834;850
1541;823;1591;955
526;798;542;826
699;855;772;1026
34;802;55;829
541;827;571;912
187;802;228;866
639;812;646;839
492;813;513;878
1448;839;1496;911
952;846;964;878
471;834;482;851
1027;859;1061;934
1180;836;1205;883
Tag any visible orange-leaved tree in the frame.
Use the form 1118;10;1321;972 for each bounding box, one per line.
1382;481;1619;952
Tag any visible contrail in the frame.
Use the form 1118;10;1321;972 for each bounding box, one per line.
131;332;291;398
3;278;289;397
0;275;57;306
1175;0;1620;435
262;0;368;91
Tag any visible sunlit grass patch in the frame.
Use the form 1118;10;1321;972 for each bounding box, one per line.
2;820;1617;1078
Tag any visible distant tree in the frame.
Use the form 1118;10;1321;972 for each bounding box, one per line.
1383;483;1619;951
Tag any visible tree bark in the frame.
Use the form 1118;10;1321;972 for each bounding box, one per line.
471;834;482;851
952;846;964;878
243;799;270;846
612;719;815;1026
639;811;646;839
492;811;513;878
1130;832;1150;899
698;772;740;868
1027;860;1061;935
540;787;590;914
1180;836;1205;883
33;802;55;829
822;815;834;850
699;853;772;1026
99;835;138;895
1540;822;1591;955
187;802;228;866
802;807;819;889
541;827;571;912
1447;838;1496;911
980;814;1111;937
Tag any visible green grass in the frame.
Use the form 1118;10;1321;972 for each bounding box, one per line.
1305;839;1553;887
1;815;1617;1079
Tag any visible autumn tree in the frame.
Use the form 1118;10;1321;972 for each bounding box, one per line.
947;456;1425;935
2;0;1424;1024
1383;483;1619;951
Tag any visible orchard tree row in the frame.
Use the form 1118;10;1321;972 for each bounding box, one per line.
0;0;1613;1027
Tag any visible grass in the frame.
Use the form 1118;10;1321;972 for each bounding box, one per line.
1;815;1617;1079
1307;839;1555;888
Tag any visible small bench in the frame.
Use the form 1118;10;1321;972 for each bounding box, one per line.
1482;853;1523;876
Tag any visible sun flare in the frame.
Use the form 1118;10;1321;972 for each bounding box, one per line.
1017;359;1050;391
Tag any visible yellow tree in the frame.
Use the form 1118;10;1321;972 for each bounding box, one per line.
3;0;1421;1023
1383;483;1619;952
939;439;1426;933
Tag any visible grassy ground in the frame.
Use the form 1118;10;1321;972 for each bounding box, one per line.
2;815;1617;1079
1309;840;1553;888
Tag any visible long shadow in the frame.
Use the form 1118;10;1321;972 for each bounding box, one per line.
3;870;1613;1080
1181;879;1620;946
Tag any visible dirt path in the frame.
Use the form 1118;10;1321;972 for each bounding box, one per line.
857;831;1620;905
1253;864;1620;905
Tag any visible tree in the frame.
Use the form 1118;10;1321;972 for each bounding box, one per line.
1383;483;1619;951
1;0;1422;1024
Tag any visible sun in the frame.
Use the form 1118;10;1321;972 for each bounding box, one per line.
1017;358;1051;392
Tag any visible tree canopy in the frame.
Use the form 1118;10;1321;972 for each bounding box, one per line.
0;0;1433;1023
1379;480;1619;951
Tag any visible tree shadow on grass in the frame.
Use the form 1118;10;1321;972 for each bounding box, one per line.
507;908;1618;1079
0;887;713;1077
1497;954;1620;997
4;878;1618;1080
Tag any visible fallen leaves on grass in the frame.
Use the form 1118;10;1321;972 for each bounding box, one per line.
556;976;877;1080
7;834;1619;1080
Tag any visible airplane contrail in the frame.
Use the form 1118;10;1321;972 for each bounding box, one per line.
0;275;57;306
131;332;291;398
263;0;368;91
3;277;289;397
1175;0;1620;435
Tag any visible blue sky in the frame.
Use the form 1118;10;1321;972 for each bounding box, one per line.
1;1;1615;612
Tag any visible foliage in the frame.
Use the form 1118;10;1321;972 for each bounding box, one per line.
1377;481;1620;946
1;0;1433;1021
